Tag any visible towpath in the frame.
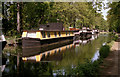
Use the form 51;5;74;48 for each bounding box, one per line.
99;34;120;76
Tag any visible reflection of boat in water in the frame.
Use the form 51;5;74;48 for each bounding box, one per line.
89;34;99;41
22;43;74;62
73;39;90;46
22;40;73;57
73;34;99;46
0;28;7;50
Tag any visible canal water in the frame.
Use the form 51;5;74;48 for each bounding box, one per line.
2;33;113;76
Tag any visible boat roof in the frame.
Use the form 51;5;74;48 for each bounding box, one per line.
23;30;75;32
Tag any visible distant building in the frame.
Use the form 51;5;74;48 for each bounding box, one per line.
39;23;64;31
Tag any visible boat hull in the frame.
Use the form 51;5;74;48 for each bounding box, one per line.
0;41;7;50
22;36;73;47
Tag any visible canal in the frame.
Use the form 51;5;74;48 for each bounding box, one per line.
2;33;113;76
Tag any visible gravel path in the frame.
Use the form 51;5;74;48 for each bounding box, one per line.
99;34;120;76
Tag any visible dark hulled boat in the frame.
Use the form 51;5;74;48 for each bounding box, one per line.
22;23;74;48
22;30;74;46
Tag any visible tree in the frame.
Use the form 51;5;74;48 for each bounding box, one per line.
107;2;120;33
2;2;107;36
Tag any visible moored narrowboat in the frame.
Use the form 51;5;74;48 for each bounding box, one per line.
22;30;74;47
92;29;99;34
80;27;92;36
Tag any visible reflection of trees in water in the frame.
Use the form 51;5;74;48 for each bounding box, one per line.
56;35;110;67
52;34;112;75
42;52;63;61
2;53;53;76
2;45;22;76
20;62;52;76
2;56;17;77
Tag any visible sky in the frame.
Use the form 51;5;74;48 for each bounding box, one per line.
101;0;111;20
92;0;110;20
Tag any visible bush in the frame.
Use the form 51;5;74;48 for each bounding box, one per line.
69;60;102;77
113;35;118;41
99;45;110;58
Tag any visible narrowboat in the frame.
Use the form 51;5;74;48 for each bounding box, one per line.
69;27;79;31
80;27;92;36
0;28;7;50
74;27;92;39
74;27;99;38
22;30;74;47
92;29;99;34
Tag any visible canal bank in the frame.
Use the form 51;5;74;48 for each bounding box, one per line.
99;34;120;76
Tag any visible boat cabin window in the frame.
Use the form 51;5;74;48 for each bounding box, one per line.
54;32;57;37
66;32;67;35
46;24;49;27
41;31;46;38
27;32;36;38
58;32;61;36
47;32;50;38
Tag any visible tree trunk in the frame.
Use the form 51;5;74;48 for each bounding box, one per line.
2;2;4;18
17;2;20;32
20;2;23;33
73;20;76;28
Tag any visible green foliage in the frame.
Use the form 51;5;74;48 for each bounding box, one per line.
2;2;107;36
113;34;118;41
107;33;118;42
69;60;102;77
99;45;110;58
107;2;120;33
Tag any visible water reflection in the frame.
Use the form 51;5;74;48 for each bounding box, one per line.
73;34;99;46
2;34;112;76
22;40;73;57
22;44;73;62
